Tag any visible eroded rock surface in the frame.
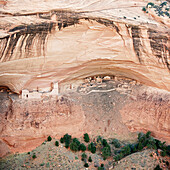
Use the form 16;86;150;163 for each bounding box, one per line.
0;0;170;156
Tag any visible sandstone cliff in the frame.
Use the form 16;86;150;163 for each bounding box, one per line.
0;0;169;157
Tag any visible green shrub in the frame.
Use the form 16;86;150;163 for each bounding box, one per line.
79;143;86;152
142;7;147;12
122;145;131;155
60;137;64;143
65;142;69;148
63;133;72;143
88;141;96;153
55;141;59;146
97;136;103;143
47;136;52;141
154;164;162;170
114;152;124;161
160;2;167;7
165;161;169;166
42;142;46;145
46;162;50;168
91;146;96;154
138;132;142;140
32;154;37;159
146;131;151;138
98;164;104;170
84;133;90;143
75;156;78;160
102;146;111;160
160;151;166;157
165;145;170;156
88;142;94;151
130;144;137;152
102;139;108;147
73;138;80;147
40;163;45;166
81;153;87;160
147;2;154;8
88;156;92;162
70;142;79;151
84;163;89;168
138;142;143;151
98;167;104;170
112;139;121;148
27;152;30;154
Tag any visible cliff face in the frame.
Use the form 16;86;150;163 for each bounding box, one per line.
0;0;169;93
0;0;170;157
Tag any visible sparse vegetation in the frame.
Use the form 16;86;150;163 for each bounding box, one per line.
142;1;170;17
1;131;169;170
113;131;170;163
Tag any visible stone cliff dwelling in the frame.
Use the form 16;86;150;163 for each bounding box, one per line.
21;82;58;99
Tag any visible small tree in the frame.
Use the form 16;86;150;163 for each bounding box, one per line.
32;154;37;159
84;163;89;168
114;153;123;161
47;136;52;141
98;164;104;170
154;164;162;170
60;137;64;143
88;156;92;162
65;141;69;148
63;133;72;143
102;139;108;147
138;132;142;140
101;164;104;167
122;145;131;156
102;146;111;160
55;141;59;146
91;146;96;154
112;139;121;148
146;131;151;138
81;153;87;161
88;142;96;154
84;133;90;143
70;142;79;152
79;143;86;151
73;138;80;147
161;151;166;157
138;142;143;151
